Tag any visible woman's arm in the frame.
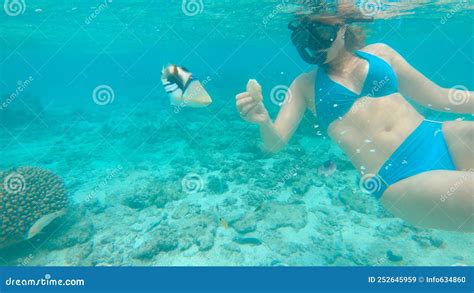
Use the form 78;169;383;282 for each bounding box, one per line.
379;43;474;114
236;73;312;153
260;73;311;153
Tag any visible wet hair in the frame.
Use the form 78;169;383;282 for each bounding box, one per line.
294;13;368;51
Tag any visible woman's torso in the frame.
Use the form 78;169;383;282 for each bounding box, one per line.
306;45;424;175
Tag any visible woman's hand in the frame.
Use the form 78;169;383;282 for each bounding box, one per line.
235;91;270;125
235;74;309;153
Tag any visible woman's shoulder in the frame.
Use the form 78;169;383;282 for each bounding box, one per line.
359;43;400;64
360;43;395;53
295;69;317;85
293;70;317;96
292;70;317;114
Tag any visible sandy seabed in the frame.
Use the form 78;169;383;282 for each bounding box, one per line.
0;101;472;267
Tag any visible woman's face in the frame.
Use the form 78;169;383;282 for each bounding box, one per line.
323;25;346;64
289;20;347;65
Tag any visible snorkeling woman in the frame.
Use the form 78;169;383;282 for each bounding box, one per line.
235;13;473;232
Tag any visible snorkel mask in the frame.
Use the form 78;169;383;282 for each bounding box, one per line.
288;13;376;65
289;18;340;65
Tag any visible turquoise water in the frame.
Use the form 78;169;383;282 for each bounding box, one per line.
0;1;473;266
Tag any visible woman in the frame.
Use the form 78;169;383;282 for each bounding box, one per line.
235;14;473;232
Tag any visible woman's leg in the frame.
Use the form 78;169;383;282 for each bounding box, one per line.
443;120;474;170
380;170;473;232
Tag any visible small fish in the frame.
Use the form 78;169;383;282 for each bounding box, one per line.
161;64;212;108
220;217;229;229
317;160;337;177
26;209;67;240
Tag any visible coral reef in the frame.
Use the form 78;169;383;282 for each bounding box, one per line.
133;205;217;260
45;207;94;251
0;101;471;267
206;176;229;194
0;167;68;249
121;178;185;210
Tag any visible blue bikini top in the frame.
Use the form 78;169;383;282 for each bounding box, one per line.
314;50;399;133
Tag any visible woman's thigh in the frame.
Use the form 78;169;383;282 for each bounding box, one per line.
381;170;473;232
443;120;474;170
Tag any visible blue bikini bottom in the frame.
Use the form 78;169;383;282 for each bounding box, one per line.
365;120;456;199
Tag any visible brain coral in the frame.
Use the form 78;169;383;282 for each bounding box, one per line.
0;167;68;249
